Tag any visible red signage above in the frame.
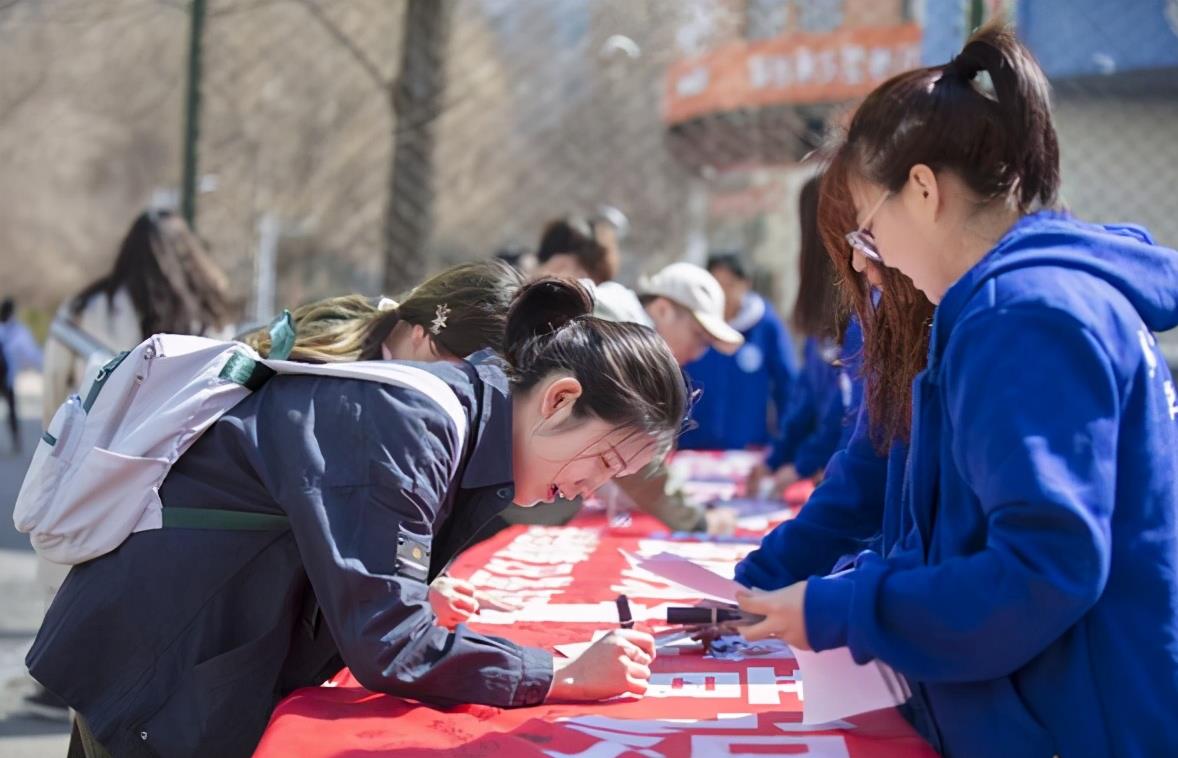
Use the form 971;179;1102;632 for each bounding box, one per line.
664;24;924;123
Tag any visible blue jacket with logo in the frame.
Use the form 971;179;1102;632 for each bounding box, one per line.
680;293;797;451
765;319;864;477
804;212;1178;757
27;353;551;758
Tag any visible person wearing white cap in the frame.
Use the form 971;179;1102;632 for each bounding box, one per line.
591;262;744;365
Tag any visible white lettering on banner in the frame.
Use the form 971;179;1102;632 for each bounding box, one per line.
548;715;854;758
676;65;710;98
816;49;838;83
565;726;663;749
635;540;753;562
544;743;658;758
690;735;850;758
485;558;577;577
477;601;626;625
647;672;742;699
841;44;865;85
497;547;592;564
747;666;804;705
795;46;815;83
467;571;572;591
867;47;893;79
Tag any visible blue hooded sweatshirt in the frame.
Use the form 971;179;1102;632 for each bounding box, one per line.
804;212;1178;758
680;292;797;450
765;319;864;477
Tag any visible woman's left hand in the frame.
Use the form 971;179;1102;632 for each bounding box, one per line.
735;581;811;650
429;575;480;628
430;575;523;628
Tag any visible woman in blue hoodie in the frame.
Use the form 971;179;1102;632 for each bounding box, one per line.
737;22;1178;758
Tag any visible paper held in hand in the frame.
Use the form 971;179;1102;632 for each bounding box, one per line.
629;551;910;724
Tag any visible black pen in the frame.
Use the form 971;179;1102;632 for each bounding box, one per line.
615;594;635;629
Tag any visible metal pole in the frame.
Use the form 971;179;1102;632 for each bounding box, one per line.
181;0;207;226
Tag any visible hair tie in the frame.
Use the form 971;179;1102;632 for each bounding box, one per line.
947;52;983;81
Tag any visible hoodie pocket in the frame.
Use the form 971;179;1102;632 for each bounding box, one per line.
926;677;1055;758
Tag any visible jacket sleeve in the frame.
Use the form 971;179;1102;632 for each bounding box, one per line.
736;401;887;590
255;376;553;707
766;342;817;470
793;321;863;478
804;309;1115;682
765;311;799;434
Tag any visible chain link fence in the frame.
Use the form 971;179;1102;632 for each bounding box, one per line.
2;0;1177;356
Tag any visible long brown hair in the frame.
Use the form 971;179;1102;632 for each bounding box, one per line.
73;209;231;337
791;174;845;342
819;157;934;450
243;260;524;363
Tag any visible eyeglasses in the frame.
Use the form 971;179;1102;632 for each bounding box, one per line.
845;190;890;263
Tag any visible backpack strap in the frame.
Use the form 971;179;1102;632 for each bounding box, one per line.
162;507;290;531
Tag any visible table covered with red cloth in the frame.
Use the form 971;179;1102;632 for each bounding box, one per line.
255;517;934;757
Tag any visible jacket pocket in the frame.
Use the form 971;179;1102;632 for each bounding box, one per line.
926;676;1055;758
136;627;288;758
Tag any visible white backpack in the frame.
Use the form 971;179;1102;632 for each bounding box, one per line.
13;322;468;566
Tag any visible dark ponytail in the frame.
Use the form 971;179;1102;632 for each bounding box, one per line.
843;20;1060;212
503;277;688;456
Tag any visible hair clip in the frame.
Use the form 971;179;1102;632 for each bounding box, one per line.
430;303;451;335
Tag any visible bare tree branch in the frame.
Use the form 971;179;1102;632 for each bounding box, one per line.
292;0;387;90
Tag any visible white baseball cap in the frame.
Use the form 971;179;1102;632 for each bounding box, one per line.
637;262;744;354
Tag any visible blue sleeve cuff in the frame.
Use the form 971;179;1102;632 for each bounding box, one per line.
804;574;854;651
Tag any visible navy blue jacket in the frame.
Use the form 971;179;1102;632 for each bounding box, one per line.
805;212;1178;757
680;293;797;450
27;355;552;758
766;320;864;476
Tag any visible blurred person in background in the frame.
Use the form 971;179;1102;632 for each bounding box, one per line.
679;252;797;453
493;245;537;276
42;208;233;427
747;176;864;496
0;296;43;453
23;207;233;723
533;216;617;284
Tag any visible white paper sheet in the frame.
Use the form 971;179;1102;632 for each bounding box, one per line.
625;551;745;604
791;646;910;725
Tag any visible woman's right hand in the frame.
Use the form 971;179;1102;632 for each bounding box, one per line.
547;629;656;701
745;462;771;497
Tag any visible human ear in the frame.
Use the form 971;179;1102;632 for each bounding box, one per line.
908;163;941;222
539;376;584;425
